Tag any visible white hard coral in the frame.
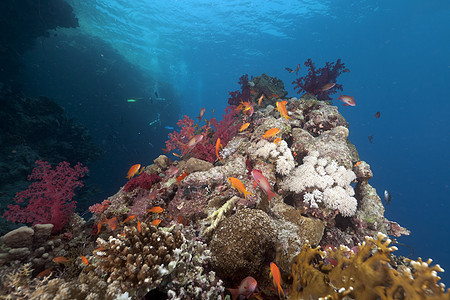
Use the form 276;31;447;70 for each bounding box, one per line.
281;151;357;217
251;139;295;176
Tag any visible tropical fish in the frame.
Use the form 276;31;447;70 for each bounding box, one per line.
93;246;106;252
165;126;175;130
271;94;280;98
152;219;162;226
176;170;188;184
184;134;204;154
353;161;362;167
374;111;381;118
216;138;223;161
126;99;137;103
250;89;258;95
241;102;254;117
80;255;89;266
263;128;280;139
336;93;356;106
121;215;136;224
147;206;164;214
239;122;250;132
126;164;142;179
106;217;118;231
167;165;179;176
321;82;336;91
52;256;70;264
251;170;277;203
368;135;374;144
384;190;391;205
273;138;282;145
285;67;294;73
257;94;264;106
343;68;350;73
137;219;142;232
276;101;291;121
227;177;254;200
295;63;301;74
197;107;206;122
36;267;54;278
270;262;285;299
228;276;258;300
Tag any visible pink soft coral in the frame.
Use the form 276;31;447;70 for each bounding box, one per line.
3;160;88;232
123;172;162;192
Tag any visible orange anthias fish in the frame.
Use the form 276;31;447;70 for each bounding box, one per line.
321;82;336;91
239;122;250;132
216;138;223;161
36;267;54;278
137;219;142;232
197;107;206;122
251;170;277;203
147;206;164;214
276;101;291;121
257;94;264;106
152;219;162;226
227;177;254;200
121;215;136;224
53;256;70;264
80;255;89;266
336;93;356;106
184;134;204;154
273;138;282;145
241;102;254;117
262;128;280;139
126;164;142;179
270;262;285;299
228;276;258;300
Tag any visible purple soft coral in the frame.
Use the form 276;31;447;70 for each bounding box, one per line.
292;58;348;100
227;74;252;106
123;172;162;192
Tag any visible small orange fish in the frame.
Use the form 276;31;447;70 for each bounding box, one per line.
270;262;285;299
80;255;89;266
241;102;254;117
239;122;250;132
276;101;291;121
121;215;136;224
106;217;118;230
137;219;141;232
126;164;142;179
93;246;106;252
257;94;264;106
336;93;356;106
271;94;280;98
197;107;206;122
36;267;54;278
273;138;282;145
96;220;103;234
321;82;336;91
227;177;254;200
262;128;280;139
353;161;362;167
176;170;188;184
152;219;162;226
216;138;223;161
172;152;183;158
147;206;164;214
52;256;70;264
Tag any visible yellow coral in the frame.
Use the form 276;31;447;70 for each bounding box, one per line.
290;232;449;300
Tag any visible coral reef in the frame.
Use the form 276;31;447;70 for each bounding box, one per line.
1;74;446;299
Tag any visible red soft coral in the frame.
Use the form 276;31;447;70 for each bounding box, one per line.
3;160;88;232
123;172;162;192
292;58;347;100
163;115;196;154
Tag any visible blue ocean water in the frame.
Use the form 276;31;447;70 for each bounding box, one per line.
16;0;449;285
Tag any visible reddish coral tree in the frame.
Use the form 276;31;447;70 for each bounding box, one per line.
163;115;196;154
123;172;162;192
292;58;347;100
227;74;252;106
3;160;88;232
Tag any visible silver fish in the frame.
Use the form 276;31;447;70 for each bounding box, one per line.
384;190;391;205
